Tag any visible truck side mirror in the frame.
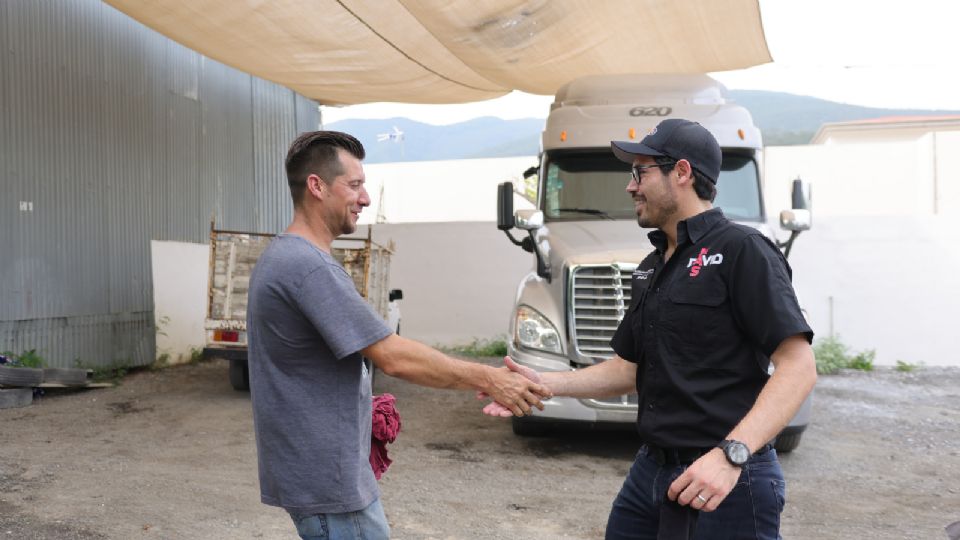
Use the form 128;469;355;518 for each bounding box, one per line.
514;209;543;231
791;177;811;210
779;209;811;232
497;182;515;230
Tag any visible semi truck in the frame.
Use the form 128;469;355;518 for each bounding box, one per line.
202;224;402;390
496;74;813;452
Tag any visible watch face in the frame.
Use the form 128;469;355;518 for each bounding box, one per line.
725;441;750;465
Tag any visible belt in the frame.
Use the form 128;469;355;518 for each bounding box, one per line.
645;443;774;466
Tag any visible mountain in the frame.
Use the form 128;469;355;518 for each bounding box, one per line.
729;90;960;145
325;117;542;163
327;91;960;163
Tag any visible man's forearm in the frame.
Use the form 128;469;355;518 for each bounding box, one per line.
541;355;637;399
726;334;817;452
364;334;488;391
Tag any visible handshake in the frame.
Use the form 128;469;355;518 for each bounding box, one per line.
476;356;550;418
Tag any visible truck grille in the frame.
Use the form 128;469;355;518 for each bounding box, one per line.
569;263;637;364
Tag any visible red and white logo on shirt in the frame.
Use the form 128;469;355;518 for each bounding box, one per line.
688;247;723;277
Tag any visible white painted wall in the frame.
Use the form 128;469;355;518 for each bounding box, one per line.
360;156;537;224
761;136;960;366
150;240;209;365
815;123;960;145
361;223;532;347
763;140;936;218
786;214;960;367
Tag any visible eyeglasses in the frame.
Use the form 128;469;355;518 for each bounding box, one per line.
630;161;676;183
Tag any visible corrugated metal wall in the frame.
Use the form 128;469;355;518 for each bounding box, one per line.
0;0;319;368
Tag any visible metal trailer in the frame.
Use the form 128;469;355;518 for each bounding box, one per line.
202;223;401;390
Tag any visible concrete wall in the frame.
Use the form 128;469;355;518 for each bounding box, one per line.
150;241;209;365
785;215;960;367
361;223;534;347
761;137;960;366
359;156;538;224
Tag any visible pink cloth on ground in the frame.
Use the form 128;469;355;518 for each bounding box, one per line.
370;393;401;480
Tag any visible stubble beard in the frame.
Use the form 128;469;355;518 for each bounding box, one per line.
635;179;678;229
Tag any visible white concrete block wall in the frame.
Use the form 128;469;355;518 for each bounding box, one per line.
934;131;960;215
150;240;210;365
787;215;960;367
360;156;537;224
763;140;937;218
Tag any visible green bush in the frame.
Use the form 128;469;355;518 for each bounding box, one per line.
812;336;847;374
813;335;875;374
447;338;509;358
76;359;131;383
1;349;45;368
895;360;918;372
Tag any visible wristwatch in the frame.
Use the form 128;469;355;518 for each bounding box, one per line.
718;439;751;467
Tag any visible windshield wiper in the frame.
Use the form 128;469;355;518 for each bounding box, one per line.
555;207;614;220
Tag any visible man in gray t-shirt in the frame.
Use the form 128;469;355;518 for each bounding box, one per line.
248;235;389;515
247;131;551;540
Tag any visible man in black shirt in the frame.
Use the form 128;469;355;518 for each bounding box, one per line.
486;118;816;539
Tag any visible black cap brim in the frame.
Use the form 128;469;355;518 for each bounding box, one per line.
611;140;666;163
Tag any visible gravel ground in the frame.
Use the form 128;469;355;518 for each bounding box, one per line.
0;358;957;539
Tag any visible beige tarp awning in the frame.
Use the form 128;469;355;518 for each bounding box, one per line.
105;0;771;105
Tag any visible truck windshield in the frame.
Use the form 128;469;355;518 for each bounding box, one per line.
542;150;763;222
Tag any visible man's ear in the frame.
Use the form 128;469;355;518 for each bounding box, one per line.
306;174;325;200
674;159;694;185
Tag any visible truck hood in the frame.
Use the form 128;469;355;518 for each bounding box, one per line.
535;218;774;269
537;220;655;267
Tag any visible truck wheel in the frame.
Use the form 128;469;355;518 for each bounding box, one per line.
229;359;249;391
511;416;552;437
774;432;803;453
0;366;43;387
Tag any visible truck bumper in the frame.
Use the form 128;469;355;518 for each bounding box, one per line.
508;346;637;424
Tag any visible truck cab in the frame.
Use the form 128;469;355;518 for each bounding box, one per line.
497;74;812;451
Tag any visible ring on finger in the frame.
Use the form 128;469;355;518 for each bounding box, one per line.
696;494;707;504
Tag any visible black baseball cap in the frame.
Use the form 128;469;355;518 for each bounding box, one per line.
611;119;722;184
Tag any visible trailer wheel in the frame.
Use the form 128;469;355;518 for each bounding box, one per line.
229;359;249;391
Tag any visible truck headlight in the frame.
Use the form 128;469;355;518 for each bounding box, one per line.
515;305;562;354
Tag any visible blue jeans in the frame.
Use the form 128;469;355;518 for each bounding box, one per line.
288;498;390;540
606;445;785;540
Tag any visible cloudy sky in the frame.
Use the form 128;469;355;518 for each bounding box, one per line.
322;0;960;125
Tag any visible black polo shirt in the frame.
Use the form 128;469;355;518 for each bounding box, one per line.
610;208;813;448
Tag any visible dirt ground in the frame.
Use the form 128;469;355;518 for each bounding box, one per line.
1;358;958;540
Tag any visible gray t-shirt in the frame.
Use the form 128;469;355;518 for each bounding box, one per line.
247;234;392;514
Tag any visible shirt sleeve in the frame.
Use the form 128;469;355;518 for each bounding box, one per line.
610;309;639;362
728;234;813;357
295;262;392;360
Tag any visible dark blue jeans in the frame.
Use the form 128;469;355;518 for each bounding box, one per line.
606;445;785;540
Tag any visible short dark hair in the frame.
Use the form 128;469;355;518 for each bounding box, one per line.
692;171;717;202
654;156;716;202
284;131;365;206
